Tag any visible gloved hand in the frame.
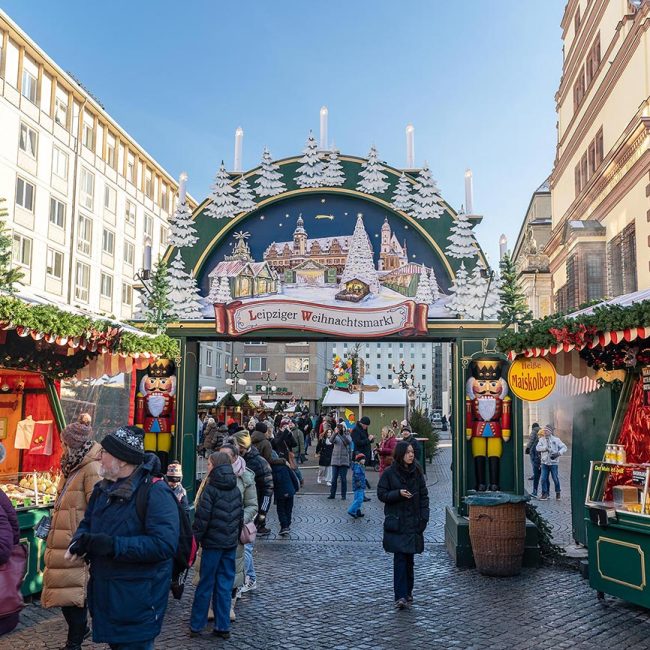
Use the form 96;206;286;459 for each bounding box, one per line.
550;452;559;460
71;533;115;558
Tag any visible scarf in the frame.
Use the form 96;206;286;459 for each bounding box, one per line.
232;455;247;478
61;438;94;478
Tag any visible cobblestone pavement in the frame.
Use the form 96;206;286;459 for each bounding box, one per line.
8;446;640;650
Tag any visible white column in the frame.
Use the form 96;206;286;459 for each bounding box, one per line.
464;169;474;214
406;124;415;168
234;127;244;172
499;234;508;259
320;107;329;150
178;172;188;204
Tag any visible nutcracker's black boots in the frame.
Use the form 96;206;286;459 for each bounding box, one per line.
474;456;487;492
488;456;500;492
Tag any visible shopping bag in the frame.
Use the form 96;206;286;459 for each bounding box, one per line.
27;420;53;455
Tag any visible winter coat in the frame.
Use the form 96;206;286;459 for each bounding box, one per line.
329;430;352;467
273;427;297;461
316;435;333;467
271;459;300;501
251;429;274;463
536;434;568;466
351;423;373;461
193;464;243;551
378;436;398;475
526;425;541;467
41;442;102;608
351;462;366;492
291;427;305;457
0;489;20;636
72;454;179;644
202;422;226;452
169;482;190;515
234;467;258;589
377;462;429;555
243;445;273;515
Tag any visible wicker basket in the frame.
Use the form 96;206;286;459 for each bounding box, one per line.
468;502;526;576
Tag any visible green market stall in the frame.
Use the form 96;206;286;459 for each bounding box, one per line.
500;293;650;606
0;294;176;595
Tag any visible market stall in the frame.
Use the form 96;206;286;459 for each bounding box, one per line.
0;294;176;595
500;291;650;606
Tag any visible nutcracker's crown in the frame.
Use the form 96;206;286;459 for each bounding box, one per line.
471;359;502;380
149;359;175;377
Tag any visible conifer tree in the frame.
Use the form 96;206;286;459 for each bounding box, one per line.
414;267;434;305
143;259;172;334
209;275;232;303
357;145;389;194
446;210;478;259
168;251;203;319
235;176;257;213
255;147;286;197
168;199;198;248
498;252;533;327
0;197;23;294
411;163;444;219
206;162;239;219
322;149;346;186
427;267;440;301
446;262;470;317
294;132;324;188
391;172;413;212
339;215;380;293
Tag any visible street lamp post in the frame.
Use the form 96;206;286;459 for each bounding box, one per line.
422;393;430;416
390;360;415;389
225;358;248;393
416;383;426;410
260;370;277;402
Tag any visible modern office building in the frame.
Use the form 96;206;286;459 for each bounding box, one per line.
0;10;197;320
198;341;233;394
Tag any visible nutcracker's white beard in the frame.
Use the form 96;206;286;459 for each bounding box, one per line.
147;393;166;417
477;396;497;421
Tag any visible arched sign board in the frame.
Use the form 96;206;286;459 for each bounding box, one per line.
165;155;489;338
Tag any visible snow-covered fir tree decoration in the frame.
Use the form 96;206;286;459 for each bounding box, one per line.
209;276;232;304
411;163;444;219
426;267;440;301
463;262;492;320
339;215;380;293
206;162;238;220
414;267;434;305
255;147;286;197
322;149;345;186
294;132;325;188
168;251;202;319
482;273;502;320
168;200;197;248
356;145;389;195
446;262;470;317
446;210;478;260
235;176;257;213
181;272;205;319
391;172;414;212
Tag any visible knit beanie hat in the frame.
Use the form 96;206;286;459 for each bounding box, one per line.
233;429;252;450
167;461;183;480
101;425;145;465
359;416;371;425
61;421;93;450
255;422;268;434
355;453;366;461
280;417;293;428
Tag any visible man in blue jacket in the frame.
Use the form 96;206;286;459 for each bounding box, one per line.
66;425;179;650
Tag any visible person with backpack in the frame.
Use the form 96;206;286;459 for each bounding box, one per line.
270;456;301;535
327;423;352;500
66;426;179;650
190;451;243;640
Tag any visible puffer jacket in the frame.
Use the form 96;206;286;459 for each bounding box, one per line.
42;442;101;608
351;461;366;491
243;446;273;516
72;454;179;644
202;422;226;452
329;430;352;467
536;434;568;466
316;434;333;467
234;467;258;589
251;429;273;463
378;436;398;475
193;464;243;550
377;462;429;555
0;489;20;636
270;458;300;501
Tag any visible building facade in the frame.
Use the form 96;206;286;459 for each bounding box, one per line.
548;0;650;311
0;10;197;319
198;342;233;394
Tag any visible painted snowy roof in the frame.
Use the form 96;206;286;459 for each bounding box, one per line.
264;235;352;257
209;260;275;279
382;262;426;278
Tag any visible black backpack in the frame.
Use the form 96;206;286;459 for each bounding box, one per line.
135;476;198;599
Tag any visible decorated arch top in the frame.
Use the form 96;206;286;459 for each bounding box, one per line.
165;147;493;337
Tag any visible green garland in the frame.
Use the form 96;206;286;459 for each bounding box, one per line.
119;332;179;358
497;299;650;354
525;502;566;561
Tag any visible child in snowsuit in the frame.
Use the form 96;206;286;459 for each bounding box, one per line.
348;453;367;519
270;458;300;536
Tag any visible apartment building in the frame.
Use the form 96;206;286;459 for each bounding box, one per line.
548;0;650;312
0;10;197;319
198;341;233;393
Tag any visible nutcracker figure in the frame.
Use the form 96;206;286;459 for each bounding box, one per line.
465;359;511;491
135;359;176;471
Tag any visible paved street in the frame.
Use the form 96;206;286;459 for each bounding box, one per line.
8;446;650;650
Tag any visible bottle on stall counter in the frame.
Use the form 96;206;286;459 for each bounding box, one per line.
605;445;614;462
616;445;627;464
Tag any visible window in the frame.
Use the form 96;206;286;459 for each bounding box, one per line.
77;214;93;256
52;147;68;180
206;348;213;368
574;7;581;34
586;252;606;301
244;357;267;372
216;352;222;377
124;240;135;266
15;177;34;211
607;223;637;298
125;200;136;226
285;357;310;373
145;169;153;198
46;248;63;279
75;262;90;302
588;142;596;177
21;69;37;103
573;67;586;111
102;228;115;255
575;128;604;196
54;95;68;127
100;273;113;299
80;168;94;210
160;225;168;247
12;233;32;267
122;283;133;306
19;123;37;158
595;128;604;167
83;121;94;151
586;34;601;87
580;153;588;188
49;197;66;228
127;153;136;184
144;214;153;238
106;138;116;169
161;185;169;212
104;185;116;213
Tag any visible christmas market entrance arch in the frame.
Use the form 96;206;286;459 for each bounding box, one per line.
162;152;529;567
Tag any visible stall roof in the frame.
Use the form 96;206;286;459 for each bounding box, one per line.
322;388;407;407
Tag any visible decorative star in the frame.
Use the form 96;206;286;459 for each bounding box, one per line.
344;212;348;216
260;215;265;220
321;198;326;203
374;234;379;238
285;213;290;218
404;225;409;229
412;254;416;258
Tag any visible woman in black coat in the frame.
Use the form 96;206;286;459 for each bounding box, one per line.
377;441;429;610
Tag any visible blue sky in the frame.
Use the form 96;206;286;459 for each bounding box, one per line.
3;1;564;264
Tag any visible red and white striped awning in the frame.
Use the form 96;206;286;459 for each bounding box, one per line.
75;353;154;380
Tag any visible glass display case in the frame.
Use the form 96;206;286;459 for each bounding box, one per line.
585;460;650;518
0;470;60;509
